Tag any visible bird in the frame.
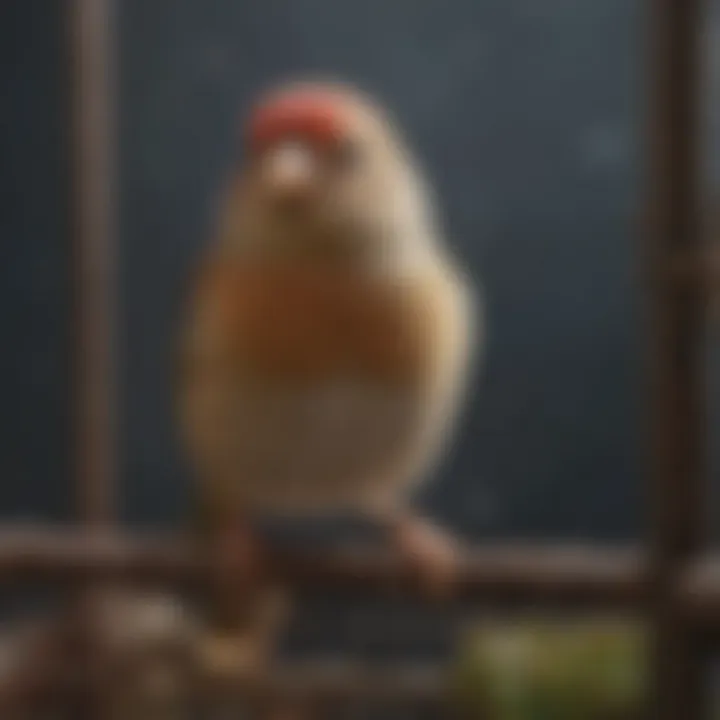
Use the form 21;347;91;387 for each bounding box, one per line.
177;79;481;676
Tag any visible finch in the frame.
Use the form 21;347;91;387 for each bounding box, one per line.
177;79;480;674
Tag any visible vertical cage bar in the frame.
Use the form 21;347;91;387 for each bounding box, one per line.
68;0;118;717
646;0;707;718
69;0;117;527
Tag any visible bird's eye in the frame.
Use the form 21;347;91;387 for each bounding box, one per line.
333;137;363;170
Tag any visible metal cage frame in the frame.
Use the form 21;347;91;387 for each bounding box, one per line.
1;0;715;717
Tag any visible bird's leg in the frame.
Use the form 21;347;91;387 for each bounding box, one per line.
382;509;461;599
199;514;289;681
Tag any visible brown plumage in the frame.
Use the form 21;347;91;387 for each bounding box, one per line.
177;79;480;675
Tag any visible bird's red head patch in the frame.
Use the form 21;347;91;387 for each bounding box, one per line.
246;87;348;153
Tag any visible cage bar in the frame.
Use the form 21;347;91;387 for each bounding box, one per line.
645;0;708;718
68;0;118;717
69;0;117;527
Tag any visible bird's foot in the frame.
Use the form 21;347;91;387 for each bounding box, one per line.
389;514;460;600
210;518;267;587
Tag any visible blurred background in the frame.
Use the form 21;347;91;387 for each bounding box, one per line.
2;0;718;715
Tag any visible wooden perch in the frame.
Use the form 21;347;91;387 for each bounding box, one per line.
0;526;646;605
15;525;720;623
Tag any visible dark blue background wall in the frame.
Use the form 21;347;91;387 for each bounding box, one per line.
0;2;70;522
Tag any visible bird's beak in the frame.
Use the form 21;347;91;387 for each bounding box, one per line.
261;142;316;200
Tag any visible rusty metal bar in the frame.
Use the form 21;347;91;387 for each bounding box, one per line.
68;0;118;717
645;0;707;717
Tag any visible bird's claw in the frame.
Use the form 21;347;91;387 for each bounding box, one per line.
390;515;460;600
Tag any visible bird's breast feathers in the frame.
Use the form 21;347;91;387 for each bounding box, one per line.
185;258;443;385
